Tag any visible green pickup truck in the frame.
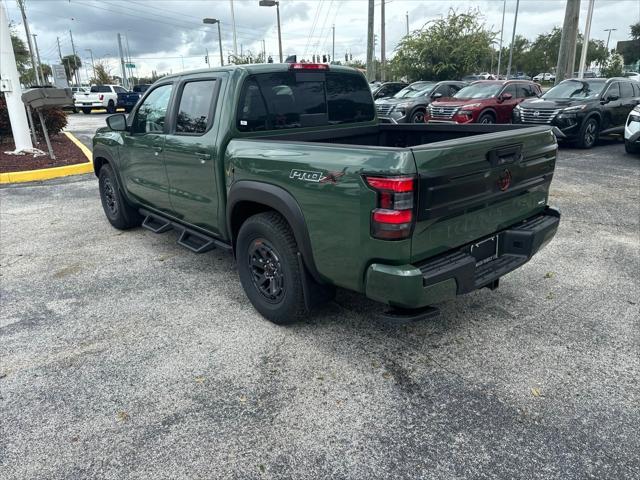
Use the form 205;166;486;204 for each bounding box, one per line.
93;63;560;324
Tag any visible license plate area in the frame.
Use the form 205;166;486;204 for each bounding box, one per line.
467;235;499;267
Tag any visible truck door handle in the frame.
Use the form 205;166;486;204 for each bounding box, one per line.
195;152;211;163
152;146;163;156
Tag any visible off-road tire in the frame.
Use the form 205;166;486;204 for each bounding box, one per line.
576;117;599;149
98;164;142;230
106;100;116;114
478;112;495;124
236;212;306;325
81;107;92;114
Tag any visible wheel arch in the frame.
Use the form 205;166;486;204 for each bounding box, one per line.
227;181;323;283
477;108;497;122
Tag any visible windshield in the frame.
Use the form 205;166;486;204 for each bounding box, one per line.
543;80;605;99
393;83;434;99
454;83;502;99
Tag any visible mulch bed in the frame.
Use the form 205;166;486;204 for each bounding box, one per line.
0;134;89;173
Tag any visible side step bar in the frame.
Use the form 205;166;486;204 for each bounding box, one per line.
140;209;231;254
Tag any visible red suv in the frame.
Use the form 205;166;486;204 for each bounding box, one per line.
425;80;541;124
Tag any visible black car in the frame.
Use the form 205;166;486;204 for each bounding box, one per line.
513;77;640;148
375;80;466;123
116;84;152;113
371;82;408;100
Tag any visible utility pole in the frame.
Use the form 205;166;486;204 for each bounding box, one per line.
332;25;335;65
57;37;63;62
555;0;581;84
16;0;41;85
506;0;520;79
262;39;266;63
380;0;386;82
69;29;80;86
604;28;617;51
366;0;374;82
275;2;283;62
117;33;129;89
85;48;96;81
125;35;134;86
578;0;595;78
230;0;238;57
406;11;409;36
1;1;32;151
205;48;210;67
32;34;45;85
496;0;506;78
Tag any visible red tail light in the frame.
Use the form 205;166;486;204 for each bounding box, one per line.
99;94;104;101
365;175;416;240
289;63;329;70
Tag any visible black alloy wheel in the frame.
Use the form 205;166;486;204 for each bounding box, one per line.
248;238;285;304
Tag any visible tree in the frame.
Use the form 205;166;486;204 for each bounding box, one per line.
389;9;494;81
62;54;82;82
601;53;624;77
631;22;640;40
9;22;35;85
91;62;113;85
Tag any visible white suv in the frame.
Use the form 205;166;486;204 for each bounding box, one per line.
625;105;640;154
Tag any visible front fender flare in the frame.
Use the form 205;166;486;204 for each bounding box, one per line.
227;181;323;283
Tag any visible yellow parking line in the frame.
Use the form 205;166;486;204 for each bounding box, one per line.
0;132;94;185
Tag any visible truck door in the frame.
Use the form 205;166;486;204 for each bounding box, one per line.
163;77;221;233
119;83;174;213
495;83;518;123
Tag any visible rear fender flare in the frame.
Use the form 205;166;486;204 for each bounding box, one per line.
477;108;497;122
227;181;323;283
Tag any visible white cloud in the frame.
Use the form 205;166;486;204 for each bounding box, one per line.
4;0;638;81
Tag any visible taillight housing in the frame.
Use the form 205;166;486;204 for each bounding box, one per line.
365;175;416;240
99;94;104;101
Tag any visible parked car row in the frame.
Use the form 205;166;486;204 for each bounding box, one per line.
72;84;151;114
374;77;640;149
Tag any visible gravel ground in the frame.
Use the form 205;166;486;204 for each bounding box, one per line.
1;135;639;479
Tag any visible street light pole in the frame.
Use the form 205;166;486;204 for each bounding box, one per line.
496;0;506;78
259;1;283;63
32;34;45;85
85;48;96;81
604;28;617;51
203;18;224;66
506;0;520;80
578;0;595;78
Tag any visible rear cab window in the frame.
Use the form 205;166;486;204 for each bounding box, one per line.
237;70;375;132
90;85;111;93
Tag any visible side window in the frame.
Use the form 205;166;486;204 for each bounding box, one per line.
605;82;620;99
449;84;463;96
501;84;517;98
517;83;537;98
114;86;127;94
132;84;173;134
620;82;634;99
237;78;268;132
175;80;217;135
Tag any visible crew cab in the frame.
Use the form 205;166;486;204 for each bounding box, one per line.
426;80;541;124
93;63;560;324
513;78;640;148
375;80;466;123
117;84;152;113
75;84;126;114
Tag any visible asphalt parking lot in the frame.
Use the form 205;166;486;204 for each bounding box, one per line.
1;117;639;479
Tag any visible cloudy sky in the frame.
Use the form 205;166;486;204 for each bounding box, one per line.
4;0;639;81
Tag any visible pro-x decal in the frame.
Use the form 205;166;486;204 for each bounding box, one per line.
289;169;345;184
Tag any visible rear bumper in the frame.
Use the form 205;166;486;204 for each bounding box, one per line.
364;207;560;309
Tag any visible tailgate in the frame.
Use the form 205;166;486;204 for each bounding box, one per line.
410;126;557;263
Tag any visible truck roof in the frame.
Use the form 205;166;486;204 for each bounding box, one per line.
159;63;364;81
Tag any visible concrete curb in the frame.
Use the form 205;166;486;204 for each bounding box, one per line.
0;131;93;184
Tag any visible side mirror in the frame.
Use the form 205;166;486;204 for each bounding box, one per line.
501;92;513;101
432;92;443;99
106;113;128;131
